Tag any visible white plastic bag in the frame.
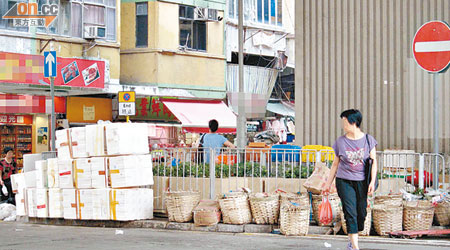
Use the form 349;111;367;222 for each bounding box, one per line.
2;185;8;196
0;203;16;220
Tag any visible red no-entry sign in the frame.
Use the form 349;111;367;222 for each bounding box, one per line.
413;21;450;73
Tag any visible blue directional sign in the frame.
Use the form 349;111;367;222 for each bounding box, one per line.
44;51;57;78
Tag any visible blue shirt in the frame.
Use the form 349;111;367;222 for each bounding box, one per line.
203;133;227;163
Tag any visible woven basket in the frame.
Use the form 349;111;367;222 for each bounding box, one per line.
280;192;310;207
219;192;252;225
340;207;372;236
403;200;435;231
374;194;403;207
249;193;280;224
373;205;403;236
165;191;201;223
434;200;450;226
280;197;310;236
312;194;341;226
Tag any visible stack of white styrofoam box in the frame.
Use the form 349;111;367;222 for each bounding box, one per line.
15;191;27;216
92;189;110;220
78;189;93;220
108;155;154;188
23;153;42;172
73;159;92;189
86;124;106;157
105;123;149;156
70;127;88;158
56;129;71;160
36;188;49;218
35;160;48;188
27;188;37;217
62;189;77;220
48;188;64;218
58;160;74;188
91;158;108;189
11;171;37;193
47;158;59;188
109;188;154;221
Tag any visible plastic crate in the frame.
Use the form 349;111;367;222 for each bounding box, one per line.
270;144;302;162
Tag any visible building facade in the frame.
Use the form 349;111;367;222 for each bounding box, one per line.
295;0;450;153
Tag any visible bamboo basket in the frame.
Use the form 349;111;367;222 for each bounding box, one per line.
279;194;310;236
312;194;341;226
165;191;201;223
340;207;372;236
373;205;403;236
403;200;435;231
249;193;280;224
434;200;450;226
219;192;252;225
374;194;403;207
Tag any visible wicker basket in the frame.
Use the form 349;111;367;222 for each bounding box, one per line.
219;192;252;225
280;192;309;207
434;200;450;226
280;196;310;236
340;207;372;236
374;194;403;207
403;200;435;231
312;194;341;226
165;191;201;223
373;205;403;236
249;193;280;224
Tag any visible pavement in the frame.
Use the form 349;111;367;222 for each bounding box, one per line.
0;222;449;250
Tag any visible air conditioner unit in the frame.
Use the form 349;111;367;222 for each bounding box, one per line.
194;7;208;21
207;9;219;22
83;25;106;39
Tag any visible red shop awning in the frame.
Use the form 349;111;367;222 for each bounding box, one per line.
161;99;237;133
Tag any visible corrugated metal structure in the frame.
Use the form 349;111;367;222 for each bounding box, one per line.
295;0;450;154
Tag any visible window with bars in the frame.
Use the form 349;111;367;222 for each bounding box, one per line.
0;0;117;41
229;0;282;26
179;5;207;51
135;2;148;47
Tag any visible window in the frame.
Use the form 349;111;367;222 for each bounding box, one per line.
0;0;29;32
229;0;282;26
135;2;148;47
179;5;207;51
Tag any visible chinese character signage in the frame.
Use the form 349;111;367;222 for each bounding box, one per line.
131;97;176;121
0;114;33;125
0;52;105;88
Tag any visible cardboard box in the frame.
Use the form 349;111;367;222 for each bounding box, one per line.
108;155;153;188
62;189;77;220
58;160;74;189
73;159;92;189
27;188;37;217
92;188;110;220
36;188;49;218
85;124;106;157
91;157;108;189
48;188;64;218
105;123;149;156
109;188;153;221
303;162;337;194
47;158;59;188
15;190;27;216
35;160;48;188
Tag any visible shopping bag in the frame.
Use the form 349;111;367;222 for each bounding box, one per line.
319;195;333;225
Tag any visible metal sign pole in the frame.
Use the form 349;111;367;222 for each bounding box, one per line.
433;73;439;190
50;77;56;152
237;0;246;149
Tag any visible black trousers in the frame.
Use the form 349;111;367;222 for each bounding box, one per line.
0;178;15;205
336;177;367;234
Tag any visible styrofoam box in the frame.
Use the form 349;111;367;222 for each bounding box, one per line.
108;155;153;188
70;127;88;158
35;160;48;188
15;190;27;216
58;160;74;188
74;159;92;189
47;158;59;188
48;188;64;218
62;189;77;220
110;188;153;221
56;129;71;160
27;188;37;217
91;157;108;189
105;123;149;156
92;189;110;220
78;189;93;220
23;153;42;172
11;172;37;193
85;124;106;157
36;188;49;218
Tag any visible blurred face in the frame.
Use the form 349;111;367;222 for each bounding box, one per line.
5;150;13;159
341;117;355;133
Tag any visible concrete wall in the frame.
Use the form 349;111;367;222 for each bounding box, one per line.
295;0;450;154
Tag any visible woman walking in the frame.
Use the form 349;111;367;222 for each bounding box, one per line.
323;109;378;250
0;147;19;205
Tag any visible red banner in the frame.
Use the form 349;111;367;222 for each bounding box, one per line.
0;114;33;125
0;52;105;88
